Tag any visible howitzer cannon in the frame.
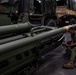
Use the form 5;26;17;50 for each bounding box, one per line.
0;24;76;75
0;22;32;36
0;22;32;44
0;22;57;44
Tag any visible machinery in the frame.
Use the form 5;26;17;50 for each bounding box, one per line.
0;21;75;75
38;0;76;27
56;0;76;27
29;0;76;27
1;0;76;27
0;0;58;26
0;0;76;75
29;0;57;26
0;0;19;25
12;0;75;27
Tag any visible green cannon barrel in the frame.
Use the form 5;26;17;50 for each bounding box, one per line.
0;24;76;75
0;22;32;36
0;24;76;54
0;34;26;45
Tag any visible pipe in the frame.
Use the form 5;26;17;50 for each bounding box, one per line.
0;22;32;36
0;35;26;45
0;24;76;54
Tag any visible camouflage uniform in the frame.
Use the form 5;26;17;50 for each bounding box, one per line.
63;32;76;69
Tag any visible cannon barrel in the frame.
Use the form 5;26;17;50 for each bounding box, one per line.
0;24;76;75
0;35;26;45
0;22;32;36
0;24;76;54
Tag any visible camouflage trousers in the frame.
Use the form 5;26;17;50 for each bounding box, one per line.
70;47;76;61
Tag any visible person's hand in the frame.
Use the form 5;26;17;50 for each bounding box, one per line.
62;42;68;47
68;43;76;47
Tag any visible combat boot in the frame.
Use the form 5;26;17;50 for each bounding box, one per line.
63;61;74;69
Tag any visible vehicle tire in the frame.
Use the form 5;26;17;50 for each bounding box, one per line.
47;19;57;27
41;16;51;26
41;16;46;25
69;18;76;25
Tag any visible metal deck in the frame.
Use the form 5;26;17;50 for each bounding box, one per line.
32;46;76;75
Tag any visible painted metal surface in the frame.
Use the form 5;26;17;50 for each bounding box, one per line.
0;24;76;54
0;22;32;36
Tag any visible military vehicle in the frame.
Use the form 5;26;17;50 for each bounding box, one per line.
0;21;75;75
29;0;57;26
29;0;76;27
56;0;76;27
0;0;76;75
0;22;62;75
0;0;76;27
0;0;19;25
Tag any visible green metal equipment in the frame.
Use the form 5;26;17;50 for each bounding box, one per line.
0;22;32;36
0;22;75;75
